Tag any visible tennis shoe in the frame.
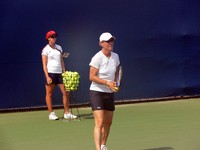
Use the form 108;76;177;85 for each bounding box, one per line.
101;145;108;150
64;113;77;119
49;112;59;120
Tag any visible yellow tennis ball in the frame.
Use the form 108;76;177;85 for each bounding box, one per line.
113;87;119;92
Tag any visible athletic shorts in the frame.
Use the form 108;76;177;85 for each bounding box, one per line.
89;90;115;111
47;73;63;85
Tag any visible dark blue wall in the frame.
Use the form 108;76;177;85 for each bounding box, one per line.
1;0;200;109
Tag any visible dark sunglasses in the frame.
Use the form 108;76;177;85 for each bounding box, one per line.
105;38;114;43
50;35;57;39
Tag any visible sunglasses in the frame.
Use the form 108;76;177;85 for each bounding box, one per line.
50;35;57;39
105;38;114;43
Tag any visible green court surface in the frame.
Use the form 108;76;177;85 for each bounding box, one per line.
0;98;200;150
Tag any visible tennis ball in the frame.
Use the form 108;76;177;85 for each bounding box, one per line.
70;87;75;91
113;87;119;92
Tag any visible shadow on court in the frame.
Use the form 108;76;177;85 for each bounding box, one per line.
144;147;174;150
79;113;94;119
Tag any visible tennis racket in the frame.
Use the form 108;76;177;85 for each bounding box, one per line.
54;46;70;58
116;66;123;87
62;52;70;58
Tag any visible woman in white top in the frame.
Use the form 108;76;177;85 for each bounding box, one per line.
41;30;77;120
89;32;120;150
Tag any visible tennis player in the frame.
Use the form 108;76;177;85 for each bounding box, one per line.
41;30;77;120
89;32;120;150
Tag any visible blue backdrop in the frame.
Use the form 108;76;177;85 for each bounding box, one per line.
1;0;200;109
